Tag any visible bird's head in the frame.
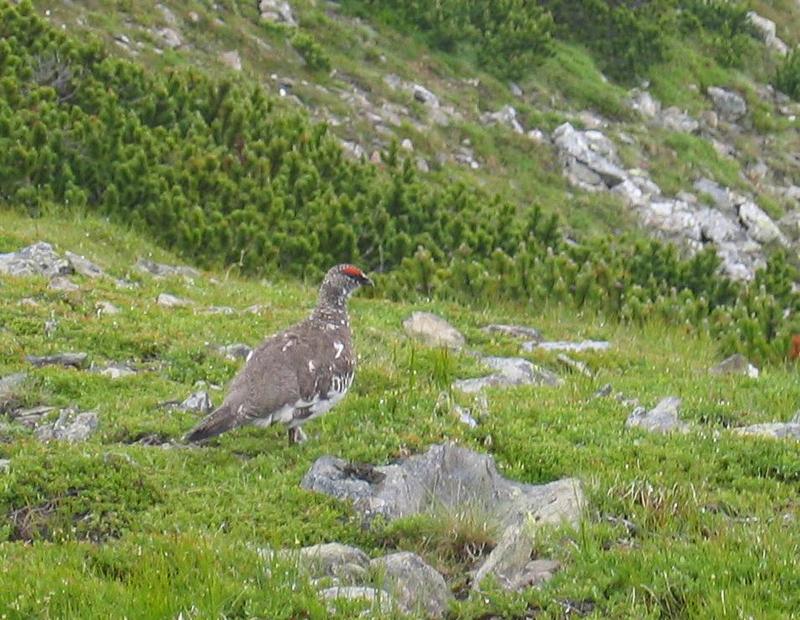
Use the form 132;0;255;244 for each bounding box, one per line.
318;264;373;308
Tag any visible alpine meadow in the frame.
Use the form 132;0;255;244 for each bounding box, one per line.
1;0;799;618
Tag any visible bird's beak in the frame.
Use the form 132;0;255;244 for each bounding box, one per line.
361;274;374;287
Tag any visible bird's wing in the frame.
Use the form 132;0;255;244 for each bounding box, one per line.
224;330;307;421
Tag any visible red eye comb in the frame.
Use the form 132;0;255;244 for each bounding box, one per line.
341;265;364;278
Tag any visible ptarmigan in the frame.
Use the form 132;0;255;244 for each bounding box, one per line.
184;264;372;444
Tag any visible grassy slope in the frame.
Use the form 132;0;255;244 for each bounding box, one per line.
1;208;799;618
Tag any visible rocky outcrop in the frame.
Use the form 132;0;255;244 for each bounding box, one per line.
301;443;584;592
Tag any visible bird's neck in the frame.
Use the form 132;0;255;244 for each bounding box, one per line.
312;301;349;326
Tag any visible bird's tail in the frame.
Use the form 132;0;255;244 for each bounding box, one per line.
184;404;239;442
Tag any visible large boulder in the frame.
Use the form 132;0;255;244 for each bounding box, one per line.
553;123;627;190
301;443;584;591
259;0;297;26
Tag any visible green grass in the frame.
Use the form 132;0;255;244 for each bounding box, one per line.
2;209;799;618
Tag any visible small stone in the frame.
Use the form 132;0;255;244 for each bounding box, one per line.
212;343;253;361
157;293;193;308
734;423;800;440
96;301;121;316
709;354;759;378
136;258;200;279
482;324;542;342
594;383;613;398
179;391;213;414
220;50;242;71
400;138;413;152
97;363;136;380
65;251;104;278
0;459;10;473
156;27;182;49
48;276;79;291
453;356;562;393
707;86;747;121
26;352;88;369
36;409;98;443
626;397;688;434
259;0;297;26
403;312;465;349
453;404;478;428
204;306;235;315
525;340;610;353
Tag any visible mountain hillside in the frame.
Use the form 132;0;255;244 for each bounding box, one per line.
1;1;800;617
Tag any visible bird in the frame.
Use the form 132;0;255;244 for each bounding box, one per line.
184;264;372;445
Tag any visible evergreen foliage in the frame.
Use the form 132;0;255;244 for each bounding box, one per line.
1;1;798;363
775;48;800;101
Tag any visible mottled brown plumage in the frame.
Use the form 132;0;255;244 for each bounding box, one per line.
184;264;372;444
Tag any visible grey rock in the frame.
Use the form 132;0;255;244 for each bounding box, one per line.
659;107;699;133
157;3;178;25
480;105;524;134
400;138;413;152
453;356;562;393
626;396;689;434
0;242;72;278
136;258;200;279
403;312;465;349
0;459;9;473
738;200;787;246
0;373;26;413
204;306;235;315
155;27;182;49
629;89;660;118
508;559;560;591
453;404;478;428
747;12;788;55
553;123;627;190
371;552;451;618
412;83;439;107
36;409;98;443
220;50;242;71
482;324;542;342
179;391;213;414
527;340;610;353
259;0;297;27
594;383;613;398
302;443;584;591
416;157;430;173
707;87;747;121
638;199;703;243
65;251;104;278
97;363;137;380
509;82;523;97
96;301;121;316
48;276;79;292
734;423;800;440
26;352;88;369
709;354;759;378
298;543;369;579
157;293;193;308
212;343;253;360
13;405;57;428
